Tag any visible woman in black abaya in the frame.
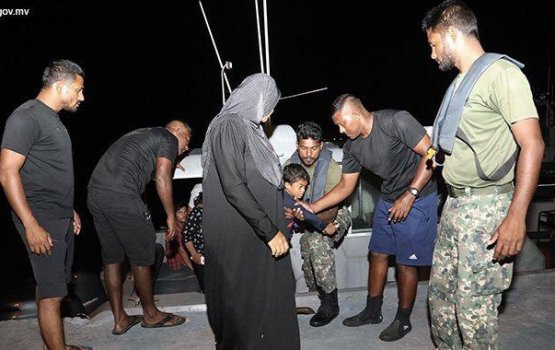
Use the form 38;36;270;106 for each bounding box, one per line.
201;73;300;349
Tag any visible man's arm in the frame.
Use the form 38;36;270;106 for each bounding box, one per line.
388;133;434;222
155;157;177;240
0;148;53;255
310;172;360;214
489;118;544;260
297;205;329;231
317;206;339;223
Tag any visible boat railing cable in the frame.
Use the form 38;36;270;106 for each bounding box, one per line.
280;87;328;100
198;0;232;95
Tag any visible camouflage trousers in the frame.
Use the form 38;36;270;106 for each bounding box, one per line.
300;231;336;294
299;207;351;294
429;192;513;350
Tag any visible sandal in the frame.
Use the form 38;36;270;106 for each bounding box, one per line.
141;313;186;328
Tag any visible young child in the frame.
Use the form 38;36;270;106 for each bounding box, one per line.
182;192;205;293
165;201;193;271
283;164;337;236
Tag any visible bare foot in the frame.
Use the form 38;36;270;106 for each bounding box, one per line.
112;315;143;335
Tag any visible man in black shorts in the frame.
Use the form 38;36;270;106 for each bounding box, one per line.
305;94;437;342
87;120;191;334
0;60;90;350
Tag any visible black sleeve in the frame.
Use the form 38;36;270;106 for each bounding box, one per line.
341;141;362;173
390;111;426;149
1;111;39;156
157;130;178;162
182;209;196;244
211;118;279;242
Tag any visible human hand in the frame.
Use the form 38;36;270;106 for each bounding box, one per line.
284;207;295;219
26;223;53;256
72;210;82;235
192;254;205;265
293;207;304;221
388;192;416;223
166;215;178;241
296;200;314;213
176;163;185;171
488;214;526;261
323;222;337;236
268;231;290;257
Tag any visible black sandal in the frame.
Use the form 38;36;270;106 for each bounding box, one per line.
141;313;186;328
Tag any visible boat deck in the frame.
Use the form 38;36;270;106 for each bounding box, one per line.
1;269;554;349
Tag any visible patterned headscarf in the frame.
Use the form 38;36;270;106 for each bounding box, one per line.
202;73;282;188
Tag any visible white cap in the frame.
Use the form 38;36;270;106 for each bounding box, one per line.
188;183;203;209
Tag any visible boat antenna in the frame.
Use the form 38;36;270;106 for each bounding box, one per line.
255;0;265;73
263;0;270;75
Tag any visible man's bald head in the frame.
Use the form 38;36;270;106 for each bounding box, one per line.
165;119;192;155
165;120;189;132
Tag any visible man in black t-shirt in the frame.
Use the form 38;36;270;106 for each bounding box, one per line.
305;94;437;342
87;120;191;334
0;60;90;350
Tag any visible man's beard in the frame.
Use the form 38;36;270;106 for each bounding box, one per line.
438;41;455;71
438;56;455;71
63;103;79;113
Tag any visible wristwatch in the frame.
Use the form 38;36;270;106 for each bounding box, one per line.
408;187;420;198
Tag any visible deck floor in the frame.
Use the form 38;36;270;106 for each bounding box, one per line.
1;269;554;349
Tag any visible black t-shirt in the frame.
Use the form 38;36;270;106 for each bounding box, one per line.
342;109;436;202
88;127;178;195
1;99;74;222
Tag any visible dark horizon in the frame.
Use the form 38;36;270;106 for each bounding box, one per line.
0;0;553;295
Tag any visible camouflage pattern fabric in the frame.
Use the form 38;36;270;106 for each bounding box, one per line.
300;231;336;293
300;206;352;294
429;191;513;349
333;206;352;245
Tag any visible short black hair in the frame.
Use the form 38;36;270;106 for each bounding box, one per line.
42;59;84;88
283;163;309;184
175;200;188;211
332;94;362;114
421;0;479;39
296;121;323;142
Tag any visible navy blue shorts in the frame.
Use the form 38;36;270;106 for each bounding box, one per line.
369;192;437;266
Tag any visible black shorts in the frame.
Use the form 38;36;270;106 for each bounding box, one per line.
88;188;156;267
14;218;73;299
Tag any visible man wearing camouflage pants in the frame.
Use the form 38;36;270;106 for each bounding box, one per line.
285;121;351;327
422;1;545;348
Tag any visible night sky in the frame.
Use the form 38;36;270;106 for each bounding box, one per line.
0;0;553;294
